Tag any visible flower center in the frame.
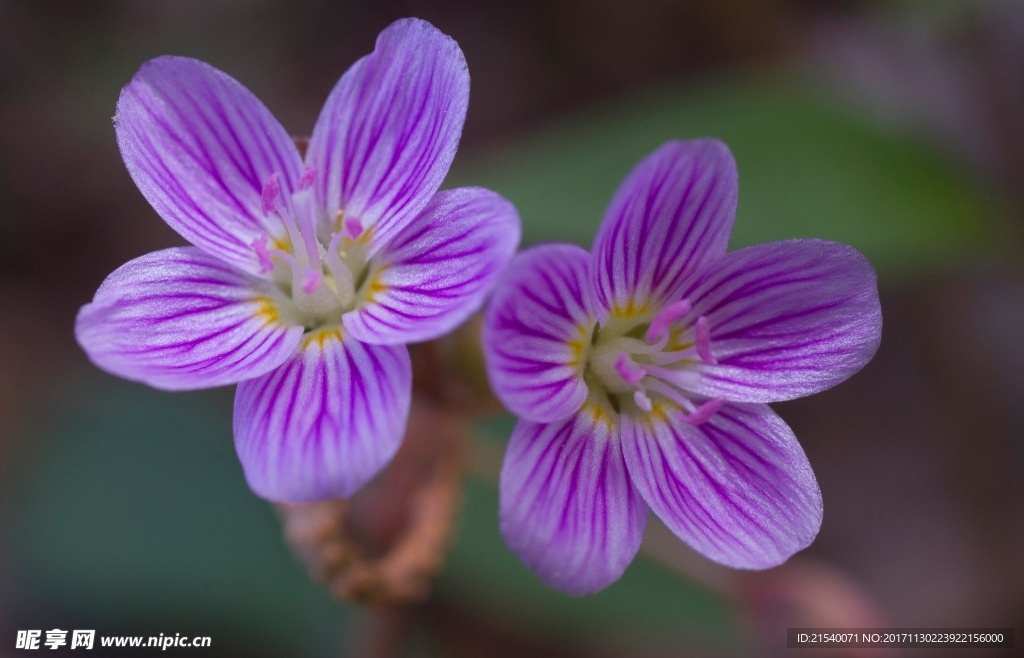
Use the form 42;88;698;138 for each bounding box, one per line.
251;168;372;329
586;299;725;425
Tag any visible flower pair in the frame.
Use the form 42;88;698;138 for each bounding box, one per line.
77;17;882;597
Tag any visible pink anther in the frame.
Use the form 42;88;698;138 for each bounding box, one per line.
296;166;316;191
695;315;717;365
300;267;323;294
615;354;646;385
646;299;692;344
250;233;274;274
261;174;282;216
678;397;725;425
345;218;364;240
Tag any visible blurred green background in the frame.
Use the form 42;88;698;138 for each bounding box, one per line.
1;0;1022;656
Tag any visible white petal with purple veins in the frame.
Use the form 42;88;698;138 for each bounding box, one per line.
621;402;822;569
233;331;411;502
500;408;648;595
307;18;469;256
591;139;737;321
116;57;303;275
344;187;520;345
484;244;595;423
676;240;882;402
75;247;303;391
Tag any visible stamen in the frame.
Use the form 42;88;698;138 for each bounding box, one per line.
615;354;646;385
300;267;323;294
642;364;701;390
286;169;323;271
327;231;348;258
269;249;297;268
589;300;726;423
261;174;281;217
647;348;695;366
345;217;364;240
325;231;356;307
695;315;717;365
677;397;725;425
270;248;309;300
643;378;695;412
251;233;274;274
296;166;316;191
251;170;360;324
261;172;311;271
646;299;692;344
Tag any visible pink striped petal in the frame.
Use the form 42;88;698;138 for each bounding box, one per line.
343;187;520;345
483;244;596;423
621;402;821;569
500;408;648;595
75;247;303;391
116;57;302;275
592;139;737;322
678;240;882;402
307;18;469;255
234;331;412;502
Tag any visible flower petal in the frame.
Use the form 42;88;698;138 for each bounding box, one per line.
116;56;303;275
307;18;469;254
75;247;303;391
621;402;821;569
500;407;648;595
592;139;737;321
680;240;882;402
483;244;595;423
234;331;412;502
343;187;520;345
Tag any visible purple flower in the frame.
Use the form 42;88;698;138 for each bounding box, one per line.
483;139;881;595
76;19;520;502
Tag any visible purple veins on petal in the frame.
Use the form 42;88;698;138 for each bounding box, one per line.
591;139;738;320
621;402;822;569
307;17;470;256
678;239;882;403
343;186;520;345
233;331;412;503
115;56;303;275
500;409;648;596
483;243;595;423
75;247;303;391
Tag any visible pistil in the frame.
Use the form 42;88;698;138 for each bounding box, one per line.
588;297;724;425
250;169;370;327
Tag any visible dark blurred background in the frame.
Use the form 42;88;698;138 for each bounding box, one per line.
1;0;1022;656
